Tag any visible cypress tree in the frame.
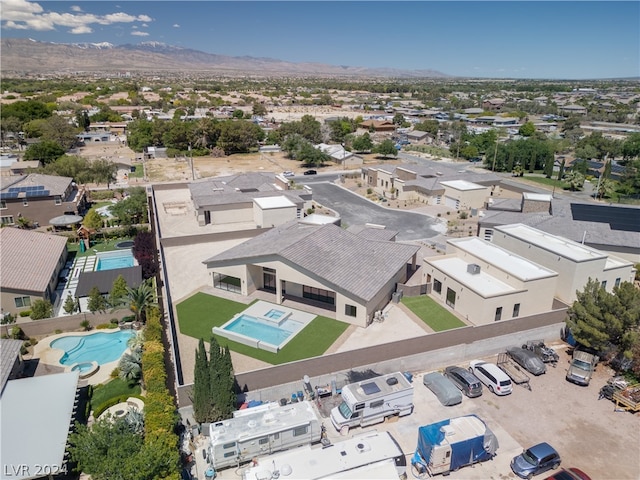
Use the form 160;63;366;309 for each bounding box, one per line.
209;336;224;421
193;338;210;424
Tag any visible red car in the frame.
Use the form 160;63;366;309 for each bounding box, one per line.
544;468;591;480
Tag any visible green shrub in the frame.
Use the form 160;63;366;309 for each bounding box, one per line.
96;323;112;329
80;319;91;331
90;190;115;200
10;326;24;340
29;337;38;346
459;211;468;219
367;188;373;194
110;368;119;378
110;318;119;325
54;329;63;334
19;311;31;317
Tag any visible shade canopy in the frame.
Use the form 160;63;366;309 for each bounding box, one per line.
49;214;83;226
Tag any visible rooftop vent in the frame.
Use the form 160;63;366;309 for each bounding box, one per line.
467;264;481;275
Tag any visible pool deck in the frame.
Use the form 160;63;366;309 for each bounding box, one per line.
33;328;139;385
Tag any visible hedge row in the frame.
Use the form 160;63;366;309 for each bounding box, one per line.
141;307;180;478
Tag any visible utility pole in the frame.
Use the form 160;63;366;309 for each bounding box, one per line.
189;143;195;180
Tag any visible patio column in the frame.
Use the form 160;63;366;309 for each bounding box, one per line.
411;253;417;271
276;275;282;304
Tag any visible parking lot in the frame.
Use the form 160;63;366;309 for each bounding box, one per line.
197;346;638;480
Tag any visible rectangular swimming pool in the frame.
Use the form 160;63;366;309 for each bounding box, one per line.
225;314;293;346
95;250;135;271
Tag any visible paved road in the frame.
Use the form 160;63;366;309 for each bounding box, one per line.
301;181;445;241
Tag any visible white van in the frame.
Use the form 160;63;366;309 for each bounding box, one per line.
469;360;512;396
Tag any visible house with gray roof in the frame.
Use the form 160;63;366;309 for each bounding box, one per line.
0;173;87;227
189;172;312;228
0;228;68;315
0;339;24;395
361;163;500;209
479;195;640;263
75;266;143;313
203;221;419;327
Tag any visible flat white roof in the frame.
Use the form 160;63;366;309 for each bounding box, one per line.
605;255;633;270
429;257;519;298
496;224;608;262
439;179;486;191
449;237;558;281
0;372;79;480
523;192;552;202
253;195;296;209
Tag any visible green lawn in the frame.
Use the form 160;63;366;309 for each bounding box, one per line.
176;292;349;364
67;238;133;257
91;377;141;409
401;296;466;331
520;174;568;189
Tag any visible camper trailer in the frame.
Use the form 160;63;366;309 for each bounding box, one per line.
330;372;413;431
241;430;406;480
412;415;499;476
208;401;322;470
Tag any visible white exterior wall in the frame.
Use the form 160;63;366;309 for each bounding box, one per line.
442;186;489;210
210;205;254;224
491;231;623;303
424;260;556;326
253;204;297;228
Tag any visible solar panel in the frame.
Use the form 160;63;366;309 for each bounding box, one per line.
361;382;381;395
571;203;640;233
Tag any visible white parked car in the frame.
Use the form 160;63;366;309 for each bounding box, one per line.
469;360;512;396
282;171;295;177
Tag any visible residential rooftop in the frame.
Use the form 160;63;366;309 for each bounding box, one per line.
448;237;558;281
0;228;67;293
428;257;517;298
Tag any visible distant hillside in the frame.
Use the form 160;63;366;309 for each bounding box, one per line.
0;38;449;78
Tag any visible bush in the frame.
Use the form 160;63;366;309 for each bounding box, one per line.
110;318;120;325
54;329;63;334
29;337;38;346
459;211;468;219
10;326;24;340
110;368;119;379
19;311;31;317
89;190;116;201
80;320;91;331
96;323;112;329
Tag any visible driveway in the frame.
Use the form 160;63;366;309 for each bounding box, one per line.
301;181;446;241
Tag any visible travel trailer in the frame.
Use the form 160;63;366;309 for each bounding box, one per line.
208;401;322;470
241;430;406;480
412;415;499;476
330;372;413;431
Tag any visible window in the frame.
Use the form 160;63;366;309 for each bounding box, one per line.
303;286;335;305
446;288;456;308
54;196;62;205
259;438;269;445
14;296;31;308
1;215;14;225
601;280;607;289
433;279;442;294
223;452;235;458
512;303;520;318
495;306;503;321
0;200;6;209
293;426;308;437
345;305;357;317
370;400;384;408
615;278;621;288
213;273;241;293
222;442;236;449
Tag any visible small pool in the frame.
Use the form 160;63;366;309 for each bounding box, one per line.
115;240;134;249
95;249;135;271
264;309;286;320
71;362;96;374
51;330;135;367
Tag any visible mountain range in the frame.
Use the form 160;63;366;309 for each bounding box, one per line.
0;38;449;78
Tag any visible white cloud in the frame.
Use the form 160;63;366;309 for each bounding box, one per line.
1;0;153;34
131;30;149;37
173;24;180;28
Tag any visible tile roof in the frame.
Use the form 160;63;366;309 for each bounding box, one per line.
188;172;308;208
204;222;419;302
0;339;23;394
75;266;143;297
0;228;67;293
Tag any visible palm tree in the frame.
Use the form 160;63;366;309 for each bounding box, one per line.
126;279;156;324
564;170;585;191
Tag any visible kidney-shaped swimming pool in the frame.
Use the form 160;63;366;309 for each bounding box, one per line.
50;330;135;367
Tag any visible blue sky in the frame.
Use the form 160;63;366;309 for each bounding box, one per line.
2;0;639;79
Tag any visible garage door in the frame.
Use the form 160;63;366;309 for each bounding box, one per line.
444;196;459;209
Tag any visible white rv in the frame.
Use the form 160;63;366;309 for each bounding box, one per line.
330;372;414;431
241;430;407;480
208;401;322;470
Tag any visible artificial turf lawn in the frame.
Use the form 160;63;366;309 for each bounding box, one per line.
176;292;349;365
401;295;466;331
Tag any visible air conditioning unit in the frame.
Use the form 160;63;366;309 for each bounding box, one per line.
467;264;481;275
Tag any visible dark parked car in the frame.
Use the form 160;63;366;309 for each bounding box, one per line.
544;467;591;480
511;442;561;479
422;372;462;406
507;347;546;375
303;169;317;175
444;366;483;397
